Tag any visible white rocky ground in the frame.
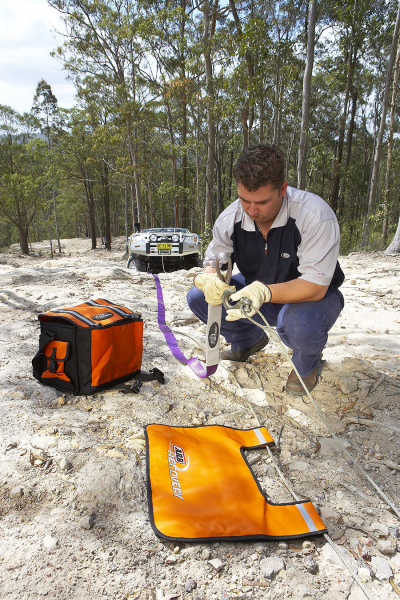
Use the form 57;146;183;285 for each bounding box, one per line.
1;237;400;600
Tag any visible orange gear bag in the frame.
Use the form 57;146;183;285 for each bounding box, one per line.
32;299;143;395
146;424;327;542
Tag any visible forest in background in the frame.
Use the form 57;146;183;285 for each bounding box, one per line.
2;0;400;256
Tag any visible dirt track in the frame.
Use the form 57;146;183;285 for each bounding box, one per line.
1;237;400;600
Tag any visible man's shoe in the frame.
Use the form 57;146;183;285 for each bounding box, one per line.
286;365;319;396
220;334;268;362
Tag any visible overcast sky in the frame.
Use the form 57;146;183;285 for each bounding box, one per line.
0;0;76;114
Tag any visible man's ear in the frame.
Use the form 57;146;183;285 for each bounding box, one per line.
280;181;289;196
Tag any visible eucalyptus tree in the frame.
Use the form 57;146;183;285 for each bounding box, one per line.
31;79;63;252
48;0;146;229
0;106;42;254
297;0;317;190
362;0;400;247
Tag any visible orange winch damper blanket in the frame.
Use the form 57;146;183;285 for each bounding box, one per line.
145;424;327;542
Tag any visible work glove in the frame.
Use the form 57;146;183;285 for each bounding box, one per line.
226;281;272;321
194;272;235;305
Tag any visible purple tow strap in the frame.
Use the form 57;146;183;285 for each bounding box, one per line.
152;274;217;378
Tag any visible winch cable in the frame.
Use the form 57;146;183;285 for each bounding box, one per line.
230;369;376;600
169;326;376;600
228;301;400;522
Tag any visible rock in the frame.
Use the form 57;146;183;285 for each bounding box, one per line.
249;553;258;561
10;486;24;498
43;535;58;550
303;555;318;573
278;542;288;550
319;506;342;524
185;579;197;592
370;522;389;537
371;556;393;581
339;377;358;394
165;555;177;565
302;540;315;551
59;457;73;472
378;537;396;555
235;368;249;383
260;556;285;580
80;515;94;530
357;567;371;582
342;358;367;371
288;461;310;473
208;558;223;572
107;449;125;459
390;553;400;573
201;548;211;560
244;388;269;406
192;418;202;426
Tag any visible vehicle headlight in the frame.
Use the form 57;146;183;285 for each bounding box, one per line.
184;235;198;244
149;234;157;241
172;234;180;242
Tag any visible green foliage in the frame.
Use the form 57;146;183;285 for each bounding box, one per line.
2;0;400;253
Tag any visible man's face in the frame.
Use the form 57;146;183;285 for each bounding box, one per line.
238;181;288;224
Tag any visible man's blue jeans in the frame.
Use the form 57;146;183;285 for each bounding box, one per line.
187;274;344;377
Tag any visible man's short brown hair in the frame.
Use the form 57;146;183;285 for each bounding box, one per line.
233;144;286;191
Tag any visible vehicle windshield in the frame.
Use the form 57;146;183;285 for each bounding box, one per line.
139;228;190;234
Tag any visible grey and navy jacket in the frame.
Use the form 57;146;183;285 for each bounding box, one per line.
204;186;344;289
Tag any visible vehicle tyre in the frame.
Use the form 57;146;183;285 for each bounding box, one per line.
183;255;203;270
127;256;148;272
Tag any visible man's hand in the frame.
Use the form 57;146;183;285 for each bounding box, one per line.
194;272;235;305
226;281;271;321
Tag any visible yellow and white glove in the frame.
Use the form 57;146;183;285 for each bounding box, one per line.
226;281;272;321
194;272;236;306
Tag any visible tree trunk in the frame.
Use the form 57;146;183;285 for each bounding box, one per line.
81;168;96;249
297;0;317;190
165;99;178;227
181;100;188;229
195;135;204;235
382;35;400;243
124;178;129;249
362;0;400;247
47;203;53;259
385;211;400;253
101;161;112;251
52;190;62;253
133;131;142;231
203;1;216;228
229;0;254;149
338;90;358;223
18;223;29;255
328;47;356;212
259;97;264;143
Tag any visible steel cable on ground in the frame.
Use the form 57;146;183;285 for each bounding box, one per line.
241;306;400;521
169;314;392;600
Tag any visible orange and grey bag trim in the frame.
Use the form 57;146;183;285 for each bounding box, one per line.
32;299;143;395
146;423;327;542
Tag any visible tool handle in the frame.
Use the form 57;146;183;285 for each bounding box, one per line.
216;254;232;284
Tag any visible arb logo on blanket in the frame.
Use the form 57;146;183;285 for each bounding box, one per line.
173;444;186;465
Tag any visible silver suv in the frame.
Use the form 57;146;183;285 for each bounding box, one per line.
126;228;202;272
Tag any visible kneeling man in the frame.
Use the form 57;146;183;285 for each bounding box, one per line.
187;144;344;395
